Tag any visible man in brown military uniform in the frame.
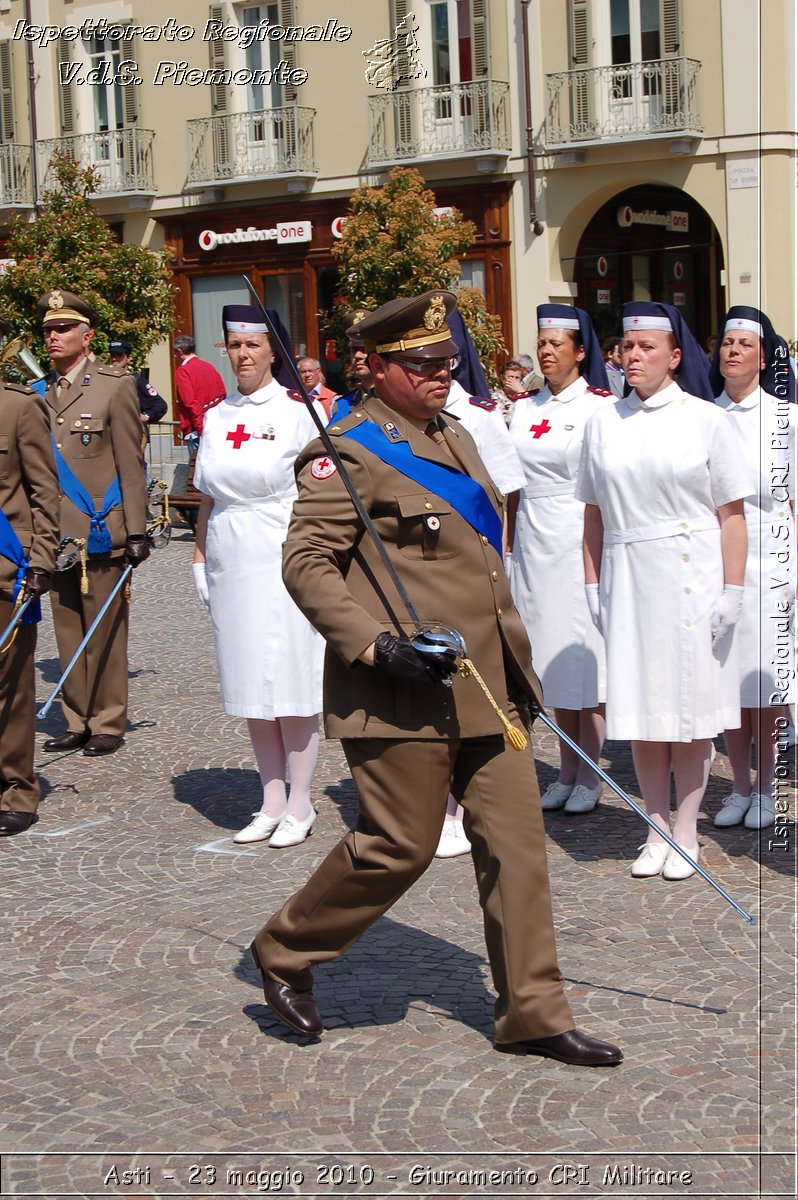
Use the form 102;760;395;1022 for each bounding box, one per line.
250;291;622;1066
39;290;150;757
0;319;60;834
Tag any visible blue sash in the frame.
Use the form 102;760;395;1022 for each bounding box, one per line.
0;506;39;622
329;390;356;422
341;420;503;556
52;440;122;555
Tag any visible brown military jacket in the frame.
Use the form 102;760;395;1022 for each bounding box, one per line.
0;383;60;594
282;393;544;740
45;358;148;553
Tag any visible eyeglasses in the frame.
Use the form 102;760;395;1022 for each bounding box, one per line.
389;354;460;375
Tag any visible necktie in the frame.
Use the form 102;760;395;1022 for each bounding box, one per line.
426;419;462;468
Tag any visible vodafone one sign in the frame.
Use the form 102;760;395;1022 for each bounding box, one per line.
198;221;312;251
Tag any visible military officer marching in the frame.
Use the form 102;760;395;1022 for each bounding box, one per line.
0;316;60;835
249;290;622;1067
39;289;150;757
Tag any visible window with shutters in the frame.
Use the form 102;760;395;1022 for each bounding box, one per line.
0;41;14;143
423;1;489;131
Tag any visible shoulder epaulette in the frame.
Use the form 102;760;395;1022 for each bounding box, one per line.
468;394;497;412
587;386;612;397
97;365;126;379
518;389;539;398
4;380;34;395
288;389;307;403
201;394;225;413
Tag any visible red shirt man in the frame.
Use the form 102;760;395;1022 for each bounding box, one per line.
173;335;226;445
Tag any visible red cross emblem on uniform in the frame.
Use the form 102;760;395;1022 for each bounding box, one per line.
227;424;251;450
530;419;552;438
310;456;338;479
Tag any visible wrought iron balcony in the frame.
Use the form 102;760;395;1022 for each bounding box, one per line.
186;106;316;188
367;80;511;167
0;143;34;208
37;129;156;196
542;57;701;150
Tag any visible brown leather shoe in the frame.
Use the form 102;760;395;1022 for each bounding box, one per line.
496;1028;622;1067
43;730;90;752
0;811;38;837
250;942;323;1037
82;734;124;757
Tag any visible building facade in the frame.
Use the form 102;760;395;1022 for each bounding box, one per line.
0;0;793;398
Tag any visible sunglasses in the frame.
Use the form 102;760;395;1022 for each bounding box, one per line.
389;354;460;375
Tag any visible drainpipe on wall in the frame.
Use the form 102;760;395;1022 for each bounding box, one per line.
520;0;544;237
24;0;41;213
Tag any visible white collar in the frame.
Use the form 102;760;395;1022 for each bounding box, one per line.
715;385;761;413
545;375;588;404
625;380;682;412
229;378;282;407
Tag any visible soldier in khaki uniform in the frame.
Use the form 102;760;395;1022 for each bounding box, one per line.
38;291;150;757
251;291;622;1067
0;352;60;836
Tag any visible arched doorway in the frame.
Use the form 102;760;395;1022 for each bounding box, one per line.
572;184;724;347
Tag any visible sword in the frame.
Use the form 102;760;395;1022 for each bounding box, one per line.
243;281;756;926
0;595;33;653
37;564;133;720
536;710;757;926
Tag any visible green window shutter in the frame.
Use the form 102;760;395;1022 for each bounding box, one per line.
208;4;228;115
0;41;14;142
57;38;75;134
661;0;681;55
279;0;297;102
122;31;139;125
472;0;489;77
568;0;591;130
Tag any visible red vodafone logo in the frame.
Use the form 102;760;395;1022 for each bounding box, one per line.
331;216;347;239
198;229;217;251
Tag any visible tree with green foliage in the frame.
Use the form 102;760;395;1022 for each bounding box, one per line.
0;152;175;375
329;167;506;381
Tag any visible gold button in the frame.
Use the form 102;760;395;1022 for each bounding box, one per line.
482;536;489;545
57;417;64;424
491;570;498;581
497;608;502;617
56;443;62;449
425;502;432;511
681;522;688;530
682;554;689;563
684;586;691;594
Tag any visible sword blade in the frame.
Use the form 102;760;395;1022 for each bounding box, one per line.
537;710;757;926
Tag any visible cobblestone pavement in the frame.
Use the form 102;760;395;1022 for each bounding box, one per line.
1;533;794;1199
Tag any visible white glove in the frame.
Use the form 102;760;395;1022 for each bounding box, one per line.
585;583;603;635
504;552;513;576
192;562;210;613
711;585;744;647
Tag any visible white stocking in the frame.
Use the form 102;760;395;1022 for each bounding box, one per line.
279;715;320;820
246;718;288;819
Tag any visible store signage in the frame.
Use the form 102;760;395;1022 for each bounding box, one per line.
331;216;347;239
673;260;684;281
597;256;608;277
0;258;16;274
616;206;689;232
198;222;312;251
673;291;686;306
597;289;611;304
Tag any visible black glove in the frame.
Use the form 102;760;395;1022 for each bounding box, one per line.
22;567;51;600
373;632;457;685
124;535;151;568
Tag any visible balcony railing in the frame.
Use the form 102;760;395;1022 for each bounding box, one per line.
186;106;316;187
542;57;701;149
0;143;33;207
37;129;156;196
367;80;510;167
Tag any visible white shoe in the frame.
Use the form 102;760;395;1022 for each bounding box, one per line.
564;782;603;814
233;811;283;844
662;842;700;881
744;793;776;829
540;781;573;810
269;810;317;848
713;792;751;828
630;842;670;878
435;819;471;859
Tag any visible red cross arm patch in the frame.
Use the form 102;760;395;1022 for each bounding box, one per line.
310;456;338;480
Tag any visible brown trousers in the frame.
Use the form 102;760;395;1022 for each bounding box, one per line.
0;596;38;813
255;732;574;1044
49;560;129;738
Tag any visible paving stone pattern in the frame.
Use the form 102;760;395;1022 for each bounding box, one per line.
0;533;794;1199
